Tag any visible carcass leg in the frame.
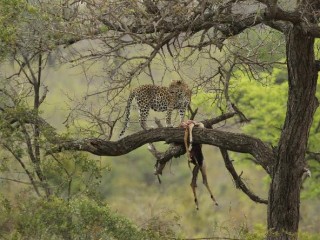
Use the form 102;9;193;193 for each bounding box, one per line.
190;165;200;210
200;162;218;206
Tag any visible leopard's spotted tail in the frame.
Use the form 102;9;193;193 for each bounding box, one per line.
119;91;135;139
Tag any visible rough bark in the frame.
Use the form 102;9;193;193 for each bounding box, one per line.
267;25;319;239
50;127;274;171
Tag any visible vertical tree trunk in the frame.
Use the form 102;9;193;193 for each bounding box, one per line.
267;25;319;239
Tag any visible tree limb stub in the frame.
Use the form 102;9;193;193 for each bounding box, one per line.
149;142;186;176
316;60;320;72
201;112;236;128
50;127;274;171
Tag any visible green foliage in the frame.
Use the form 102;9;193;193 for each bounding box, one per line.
191;89;225;117
0;0;84;59
140;210;182;239
43;152;109;199
0;0;25;58
0;105;30;158
100;25;109;33
0;96;109;199
191;68;289;144
241;223;266;240
231;68;288;145
301;161;320;199
1;196;162;240
0;194;12;238
298;232;320;240
239;223;320;240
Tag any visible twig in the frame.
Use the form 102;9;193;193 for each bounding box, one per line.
0;177;33;185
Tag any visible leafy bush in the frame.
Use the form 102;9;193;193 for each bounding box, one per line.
4;196;161;240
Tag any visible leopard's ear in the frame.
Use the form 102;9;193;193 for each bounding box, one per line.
176;80;182;85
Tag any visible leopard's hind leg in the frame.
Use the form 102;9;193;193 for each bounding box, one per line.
138;104;150;130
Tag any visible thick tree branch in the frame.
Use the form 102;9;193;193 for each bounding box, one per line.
301;24;320;38
49;127;274;171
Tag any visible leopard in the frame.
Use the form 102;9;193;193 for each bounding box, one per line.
119;80;191;138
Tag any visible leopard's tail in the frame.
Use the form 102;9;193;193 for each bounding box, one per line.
119;91;135;139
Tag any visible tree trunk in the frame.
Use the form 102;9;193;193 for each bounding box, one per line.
267;25;319;239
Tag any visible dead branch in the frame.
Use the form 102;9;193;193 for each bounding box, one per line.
220;148;268;204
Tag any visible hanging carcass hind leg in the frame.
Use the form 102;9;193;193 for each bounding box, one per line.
200;162;218;206
190;164;200;210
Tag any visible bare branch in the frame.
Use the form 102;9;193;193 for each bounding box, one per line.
220;148;268;204
1;144;41;197
201;112;237;128
39;86;48;105
0;177;34;185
